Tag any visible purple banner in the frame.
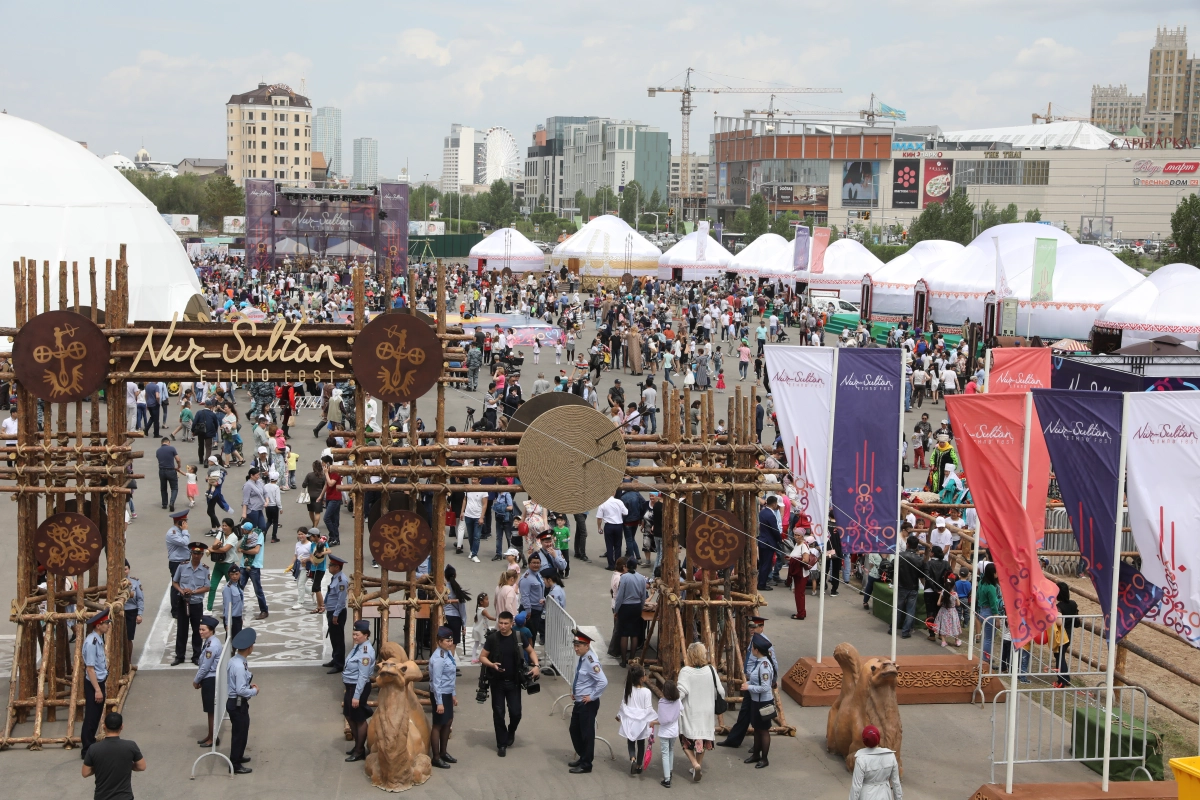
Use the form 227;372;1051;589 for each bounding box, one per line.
1031;389;1163;640
832;348;903;553
378;181;410;282
244;179;276;272
1051;356;1200;393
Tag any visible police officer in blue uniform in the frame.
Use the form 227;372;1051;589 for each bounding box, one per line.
567;629;607;774
324;554;350;673
81;609;111;759
193;615;222;747
165;509;190;630
172;541;210;665
122;559;144;668
343;619;376;762
718;616;776;750
226;627;258;774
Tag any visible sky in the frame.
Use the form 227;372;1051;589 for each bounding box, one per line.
3;1;1199;182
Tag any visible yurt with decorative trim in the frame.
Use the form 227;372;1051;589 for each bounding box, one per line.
1093;262;1200;348
796;238;883;304
728;233;790;279
468;227;546;274
549;214;661;287
865;240;964;321
657;228;734;280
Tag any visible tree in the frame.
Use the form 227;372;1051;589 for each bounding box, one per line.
731;208;751;236
618;180;644;225
1171;192;1200;267
410;184;441;221
647;187;664;213
1000;202;1020;225
201;176;244;232
746;194;769;243
481;179;514;228
770;211;798;240
907;202;944;244
942;189;976;244
1024;208;1042;223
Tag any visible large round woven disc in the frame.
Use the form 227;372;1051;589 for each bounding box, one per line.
35;512;104;575
517;406;626;514
507;391;589;436
352;313;443;404
13;311;109;403
686;509;746;571
369;510;434;572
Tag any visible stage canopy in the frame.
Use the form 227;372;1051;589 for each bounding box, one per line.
1094;262;1200;348
0;113;205;326
469;227;547;273
550;214;661;281
657;229;734;280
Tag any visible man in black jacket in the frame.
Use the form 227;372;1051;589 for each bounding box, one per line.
618;483;647;567
192;401;218;466
893;536;925;638
824;516;844;597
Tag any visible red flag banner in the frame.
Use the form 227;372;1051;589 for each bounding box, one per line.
946;393;1059;647
988;348;1052;546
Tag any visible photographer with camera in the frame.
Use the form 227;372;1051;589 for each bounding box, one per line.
478;610;539;757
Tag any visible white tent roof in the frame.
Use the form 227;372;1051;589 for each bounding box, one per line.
657;230;734;280
550;214;660;279
728;233;791;278
468;227;546;273
867;240;964;318
1094;263;1200;344
798;239;883;303
0;113;203;326
922;223;1140;338
940;120;1118;150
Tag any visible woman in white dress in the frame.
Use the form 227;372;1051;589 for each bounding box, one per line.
675;642;725;782
849;725;903;800
616;664;657;775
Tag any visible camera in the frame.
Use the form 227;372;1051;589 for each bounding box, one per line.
466;407;476;416
475;670;490;704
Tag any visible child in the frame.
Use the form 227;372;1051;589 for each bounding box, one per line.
222;565;244;639
936;571;963;648
471;593;494;663
753;355;764;384
552;514;571;578
715;370;726;391
911;431;926;469
532;338;540;364
185;464;199;507
954;568;973;626
291;527;311;610
555;340;563;364
616;664;657;776
173;400;194;442
503;547;521;573
286;446;299;489
653;679;681;788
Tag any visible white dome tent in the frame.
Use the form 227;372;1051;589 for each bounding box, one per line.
468;228;546;274
728;233;790;279
1093;263;1200;348
657;228;734;280
920;224;1141;339
550;214;660;287
796;238;883;304
865;240;964;321
0;113;204;327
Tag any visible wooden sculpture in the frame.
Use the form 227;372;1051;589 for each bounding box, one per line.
365;642;432;792
825;642;903;774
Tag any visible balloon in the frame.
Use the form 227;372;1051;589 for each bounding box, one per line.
517;521;529;536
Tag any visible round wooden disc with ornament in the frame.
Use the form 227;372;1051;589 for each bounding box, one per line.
506;390;589;436
516;405;626;514
34;512;104;575
686;509;746;572
13;311;109;403
369;510;435;573
351;312;443;404
619;272;634;292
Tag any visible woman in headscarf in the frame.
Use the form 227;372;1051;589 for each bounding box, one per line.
626;326;643;376
849;725;902;799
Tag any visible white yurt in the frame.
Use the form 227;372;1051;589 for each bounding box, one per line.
797;238;883;304
728;233;790;279
866;240;964;320
657;229;734;280
468;227;546;274
921;223;1141;338
1093;263;1200;348
0;113;205;326
549;214;660;286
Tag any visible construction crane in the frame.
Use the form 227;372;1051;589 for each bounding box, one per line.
744;93;887;123
1031;102;1090;125
648;68;840;217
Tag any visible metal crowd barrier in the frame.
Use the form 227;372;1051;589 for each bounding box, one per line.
543;598;614;760
191;608;235;779
974;614;1107;702
990;684;1153;784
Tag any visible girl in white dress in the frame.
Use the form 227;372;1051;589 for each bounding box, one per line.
617;664;657;775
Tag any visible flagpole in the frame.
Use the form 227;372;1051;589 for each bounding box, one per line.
815;347;840;665
891;349;904;663
1005;391;1034;794
1101;393;1130;791
969;351;992;662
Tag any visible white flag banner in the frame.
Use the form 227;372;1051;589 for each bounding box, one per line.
1126;392;1200;648
765;345;836;541
696;221;709;262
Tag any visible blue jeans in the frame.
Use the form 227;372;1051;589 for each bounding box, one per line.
245;509;267;532
623;525;639;564
465;516;483;557
739;361;748;380
904;381;913;411
897;588;919;634
663;367;674;387
240;566;267;613
323;499;342;542
980;608;996;664
862;575;877;607
643;410;657;434
756;542;776;589
494;513;513;557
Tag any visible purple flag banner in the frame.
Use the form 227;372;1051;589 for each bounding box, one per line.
832;348;902;553
1031;389;1163;640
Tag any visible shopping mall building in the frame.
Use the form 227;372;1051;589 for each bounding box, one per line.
707;117;1198;242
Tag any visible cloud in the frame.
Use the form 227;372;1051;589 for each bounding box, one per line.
1113;29;1154;45
396;28;452;67
1014;37;1081;67
582;36;605;48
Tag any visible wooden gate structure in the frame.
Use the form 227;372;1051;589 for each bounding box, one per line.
4;255;789;749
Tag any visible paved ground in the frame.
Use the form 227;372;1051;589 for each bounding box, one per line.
0;308;1097;798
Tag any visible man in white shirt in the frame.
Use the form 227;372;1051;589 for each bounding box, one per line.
125;382;139;432
930;516;954;555
596;493;629;570
1;409;16;467
460;491;489;562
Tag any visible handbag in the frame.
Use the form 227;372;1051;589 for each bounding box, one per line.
297;487;311;504
758;702;778;721
710;666;728;715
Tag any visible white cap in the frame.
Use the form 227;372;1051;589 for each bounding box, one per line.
935;516;947;528
208;455;218;464
257;446;268;454
945;462;957;472
905;513;917;527
504;548;519;557
268;470;279;481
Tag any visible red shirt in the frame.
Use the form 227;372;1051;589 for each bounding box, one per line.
325;471;342;502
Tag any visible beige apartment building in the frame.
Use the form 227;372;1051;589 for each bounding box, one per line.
1141;26;1198;141
225;83;313;188
1090;84;1145;134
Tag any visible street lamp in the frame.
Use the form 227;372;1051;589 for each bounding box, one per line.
1101;157;1132;243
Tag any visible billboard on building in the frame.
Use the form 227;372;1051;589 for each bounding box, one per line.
408;220;445;236
223;216;246;234
162;213;199;232
921;159;954;207
1080;216;1114;241
841;161;878;207
892;160;920;209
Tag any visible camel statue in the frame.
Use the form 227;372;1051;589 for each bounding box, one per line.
825;642;902;774
364;642;432;792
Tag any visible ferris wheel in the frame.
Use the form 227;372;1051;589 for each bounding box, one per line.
483;126;521;183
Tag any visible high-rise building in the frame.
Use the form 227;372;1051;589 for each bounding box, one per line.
561;118;670;209
352;137;378;186
1141;26;1198;140
1090;84;1146;134
225;82;313;188
440;123;488;193
313;107;343;178
523;116;596;214
669;153;710;198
